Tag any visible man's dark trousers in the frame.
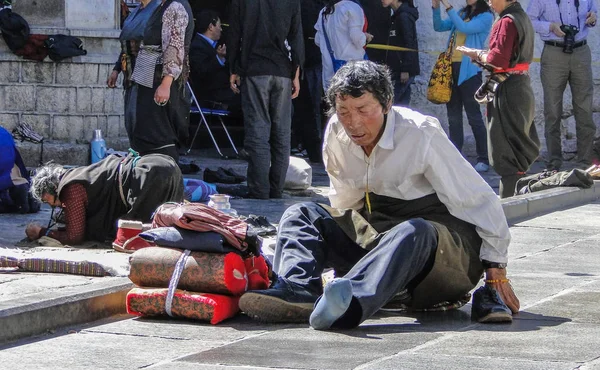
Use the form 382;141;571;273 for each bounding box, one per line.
242;75;292;199
273;202;437;326
292;65;323;163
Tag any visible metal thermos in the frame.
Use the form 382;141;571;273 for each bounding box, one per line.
90;129;106;164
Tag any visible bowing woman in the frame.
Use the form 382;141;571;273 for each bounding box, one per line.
457;0;541;198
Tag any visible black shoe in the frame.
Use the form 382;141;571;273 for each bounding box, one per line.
244;214;277;236
471;285;512;323
239;278;318;323
222;168;246;183
203;168;237;184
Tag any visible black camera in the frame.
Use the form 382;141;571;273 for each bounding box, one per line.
560;24;579;54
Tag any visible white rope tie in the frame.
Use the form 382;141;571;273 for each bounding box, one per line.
165;249;191;317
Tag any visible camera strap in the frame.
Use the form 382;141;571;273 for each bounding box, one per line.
556;0;580;29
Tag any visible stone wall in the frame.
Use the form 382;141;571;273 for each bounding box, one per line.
0;0;125;166
392;0;600;161
0;58;128;166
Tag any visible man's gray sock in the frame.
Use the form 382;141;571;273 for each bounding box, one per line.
309;278;353;330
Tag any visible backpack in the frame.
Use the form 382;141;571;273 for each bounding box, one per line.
44;34;87;62
0;8;30;52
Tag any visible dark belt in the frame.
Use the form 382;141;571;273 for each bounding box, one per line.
544;39;587;49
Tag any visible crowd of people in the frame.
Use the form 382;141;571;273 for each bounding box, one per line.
178;0;595;199
7;0;597;331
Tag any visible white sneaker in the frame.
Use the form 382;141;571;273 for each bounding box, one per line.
474;162;489;172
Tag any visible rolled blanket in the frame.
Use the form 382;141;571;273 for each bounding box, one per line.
128;247;248;295
126;288;239;324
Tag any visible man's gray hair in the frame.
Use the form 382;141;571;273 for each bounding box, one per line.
325;60;394;116
30;164;66;202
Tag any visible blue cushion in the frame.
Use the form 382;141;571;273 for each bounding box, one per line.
139;226;239;253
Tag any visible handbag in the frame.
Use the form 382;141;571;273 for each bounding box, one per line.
427;32;456;104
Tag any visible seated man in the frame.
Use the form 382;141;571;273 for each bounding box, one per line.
239;61;519;329
0;126;39;214
25;153;183;247
189;10;240;113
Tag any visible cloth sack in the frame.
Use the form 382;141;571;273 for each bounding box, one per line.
284;156;312;190
44;34;87;62
0;8;29;52
427;32;455;104
516;169;594;195
138;227;238;253
129;247;249;295
126;288;240;325
14;34;49;61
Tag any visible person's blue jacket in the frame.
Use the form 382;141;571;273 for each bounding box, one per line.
432;7;493;86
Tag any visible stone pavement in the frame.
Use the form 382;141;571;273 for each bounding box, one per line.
1;151;600;368
1;200;600;369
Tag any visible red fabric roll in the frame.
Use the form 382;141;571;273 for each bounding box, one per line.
126;288;240;324
128;247;247;295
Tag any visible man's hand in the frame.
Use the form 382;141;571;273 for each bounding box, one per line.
486;268;520;314
585;11;597;26
365;32;374;44
216;44;227;60
230;74;240;94
400;72;409;84
550;22;566;37
107;70;119;88
26;223;42;241
432;0;441;9
292;76;300;99
440;0;451;9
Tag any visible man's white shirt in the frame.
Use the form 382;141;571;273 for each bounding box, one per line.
323;106;511;263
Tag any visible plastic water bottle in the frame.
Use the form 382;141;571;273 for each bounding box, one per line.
90;129;106;164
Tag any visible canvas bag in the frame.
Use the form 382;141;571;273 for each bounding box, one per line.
427;32;455;104
0;8;29;52
44;34;87;62
284;156;312;190
515;169;594;195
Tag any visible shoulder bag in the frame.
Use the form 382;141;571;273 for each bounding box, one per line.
427;31;455;104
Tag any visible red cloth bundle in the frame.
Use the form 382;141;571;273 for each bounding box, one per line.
126;288;239;324
245;255;270;290
129;247;248;295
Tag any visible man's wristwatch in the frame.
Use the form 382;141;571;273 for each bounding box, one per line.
482;260;507;269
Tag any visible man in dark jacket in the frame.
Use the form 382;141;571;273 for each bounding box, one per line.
228;0;304;199
291;0;326;163
382;0;420;106
189;10;240;112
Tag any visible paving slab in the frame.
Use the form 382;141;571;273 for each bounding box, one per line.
177;327;442;370
0;276;132;343
0;328;218;370
416;321;600;363
360;354;579;370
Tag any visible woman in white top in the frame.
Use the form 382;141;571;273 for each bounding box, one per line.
314;0;373;91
